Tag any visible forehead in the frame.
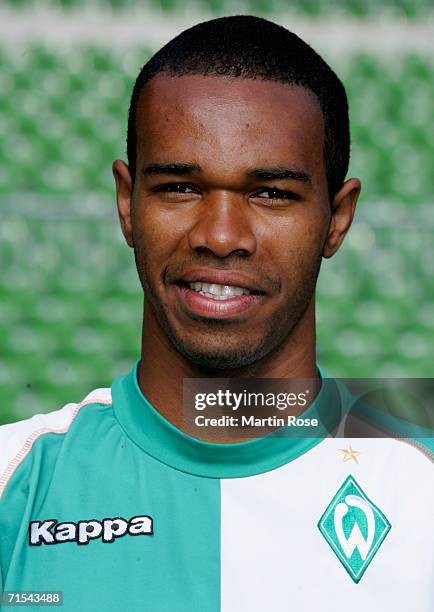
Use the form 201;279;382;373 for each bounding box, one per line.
135;74;325;176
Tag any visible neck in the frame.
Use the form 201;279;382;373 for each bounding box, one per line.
137;298;318;442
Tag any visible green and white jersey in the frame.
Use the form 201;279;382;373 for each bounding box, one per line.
0;361;432;611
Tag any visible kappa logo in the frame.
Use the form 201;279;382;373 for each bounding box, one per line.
318;475;391;583
29;514;153;546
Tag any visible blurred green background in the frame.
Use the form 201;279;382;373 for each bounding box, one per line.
0;0;433;424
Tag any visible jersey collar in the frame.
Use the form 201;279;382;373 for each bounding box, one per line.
111;359;343;478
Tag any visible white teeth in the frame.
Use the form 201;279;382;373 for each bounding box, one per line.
188;281;250;299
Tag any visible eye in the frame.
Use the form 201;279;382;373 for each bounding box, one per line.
252;187;301;203
152;182;201;194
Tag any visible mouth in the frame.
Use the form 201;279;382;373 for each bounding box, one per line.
179;280;262;300
171;274;266;319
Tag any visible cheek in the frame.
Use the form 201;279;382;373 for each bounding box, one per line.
266;215;326;284
132;203;187;274
131;206;161;269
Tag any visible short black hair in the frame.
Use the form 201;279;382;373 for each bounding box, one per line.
127;15;350;200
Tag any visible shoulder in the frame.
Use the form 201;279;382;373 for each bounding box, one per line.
393;437;433;463
0;387;112;499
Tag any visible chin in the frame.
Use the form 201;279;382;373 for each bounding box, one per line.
169;333;273;371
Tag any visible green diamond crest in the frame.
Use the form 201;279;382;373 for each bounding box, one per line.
318;475;391;583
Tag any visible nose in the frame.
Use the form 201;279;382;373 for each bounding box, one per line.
187;192;257;258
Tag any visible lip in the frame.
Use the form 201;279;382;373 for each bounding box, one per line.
173;268;266;294
173;284;264;319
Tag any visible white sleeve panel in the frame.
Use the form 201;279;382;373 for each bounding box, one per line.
0;387;112;498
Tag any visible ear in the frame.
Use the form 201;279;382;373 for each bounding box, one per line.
113;160;134;248
323;178;361;259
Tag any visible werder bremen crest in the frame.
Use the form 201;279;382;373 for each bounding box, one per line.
318;475;391;583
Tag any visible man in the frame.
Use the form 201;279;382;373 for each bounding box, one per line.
0;15;432;612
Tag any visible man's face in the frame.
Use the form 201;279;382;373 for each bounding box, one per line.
128;75;332;370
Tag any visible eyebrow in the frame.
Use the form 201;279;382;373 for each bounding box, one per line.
142;162;311;183
247;167;311;183
142;163;201;176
